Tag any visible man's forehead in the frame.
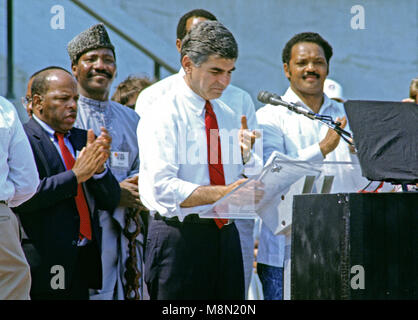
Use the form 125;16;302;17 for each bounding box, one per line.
202;55;236;70
291;42;325;58
81;47;115;58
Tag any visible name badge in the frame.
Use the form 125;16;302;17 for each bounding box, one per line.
110;151;129;168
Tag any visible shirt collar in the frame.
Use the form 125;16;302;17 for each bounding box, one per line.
283;87;337;114
177;75;210;116
32;114;71;139
78;94;110;109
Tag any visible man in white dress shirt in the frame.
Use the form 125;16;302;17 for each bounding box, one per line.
135;8;258;298
0;96;39;299
138;21;259;299
256;32;353;300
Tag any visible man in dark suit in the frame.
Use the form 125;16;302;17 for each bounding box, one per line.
14;67;120;300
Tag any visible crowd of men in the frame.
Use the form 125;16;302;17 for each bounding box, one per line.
0;8;416;300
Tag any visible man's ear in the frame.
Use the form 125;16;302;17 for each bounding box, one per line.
283;63;291;80
71;63;78;79
175;39;182;53
181;55;193;74
32;94;43;114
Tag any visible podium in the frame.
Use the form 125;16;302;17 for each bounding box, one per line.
291;193;418;299
199;151;375;299
198;151;416;299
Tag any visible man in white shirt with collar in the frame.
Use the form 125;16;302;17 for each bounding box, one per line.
0;96;39;300
256;32;351;300
136;8;258;299
138;20;259;300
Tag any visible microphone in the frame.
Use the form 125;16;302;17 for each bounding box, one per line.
257;91;316;118
257;91;283;106
257;91;354;145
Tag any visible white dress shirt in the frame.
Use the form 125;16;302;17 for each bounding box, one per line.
135;68;258;132
255;87;358;267
257;87;353;164
136;68;261;297
138;76;257;220
0;96;39;207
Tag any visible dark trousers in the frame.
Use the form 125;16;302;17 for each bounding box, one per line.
144;215;245;300
31;241;101;300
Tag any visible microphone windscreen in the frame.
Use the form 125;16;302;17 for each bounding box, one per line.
257;91;272;104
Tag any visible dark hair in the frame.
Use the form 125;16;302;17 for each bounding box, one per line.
31;67;72;97
282;32;333;66
176;9;217;41
181;20;238;67
111;75;154;107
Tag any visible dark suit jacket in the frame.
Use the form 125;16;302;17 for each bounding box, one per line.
14;118;121;297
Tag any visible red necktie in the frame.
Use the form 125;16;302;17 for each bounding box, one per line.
56;133;92;240
204;100;229;229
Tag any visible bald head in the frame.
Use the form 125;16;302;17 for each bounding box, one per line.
31;68;74;98
31;68;79;133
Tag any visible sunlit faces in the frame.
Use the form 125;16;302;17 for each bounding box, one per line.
284;42;329;97
183;55;235;101
72;48;116;100
34;70;79;134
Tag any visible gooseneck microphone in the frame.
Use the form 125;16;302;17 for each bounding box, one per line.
257;91;316;119
257;90;353;145
257;91;281;104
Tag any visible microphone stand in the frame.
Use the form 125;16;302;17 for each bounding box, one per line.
277;97;354;146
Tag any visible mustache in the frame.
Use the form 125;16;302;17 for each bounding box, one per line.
88;70;113;79
65;110;77;116
302;72;320;79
